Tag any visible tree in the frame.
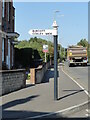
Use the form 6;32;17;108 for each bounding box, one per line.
15;37;55;62
77;39;90;63
49;46;54;57
77;39;88;47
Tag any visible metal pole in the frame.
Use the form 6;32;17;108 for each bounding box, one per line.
54;35;58;100
52;20;58;100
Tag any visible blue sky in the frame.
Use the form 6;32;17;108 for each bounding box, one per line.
14;2;88;48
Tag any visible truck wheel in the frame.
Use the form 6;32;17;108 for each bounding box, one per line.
82;63;87;66
84;63;87;66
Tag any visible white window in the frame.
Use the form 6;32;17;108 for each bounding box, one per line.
2;0;4;17
2;38;4;62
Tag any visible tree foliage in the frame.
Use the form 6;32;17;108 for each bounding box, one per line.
77;39;88;47
77;39;90;62
15;37;89;63
15;37;55;62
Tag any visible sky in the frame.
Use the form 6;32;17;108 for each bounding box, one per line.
13;0;89;2
14;2;88;48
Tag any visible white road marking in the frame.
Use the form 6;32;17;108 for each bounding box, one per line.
61;67;90;98
17;101;89;120
86;109;89;112
85;114;88;117
86;109;90;114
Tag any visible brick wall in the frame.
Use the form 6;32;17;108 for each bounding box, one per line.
0;69;26;95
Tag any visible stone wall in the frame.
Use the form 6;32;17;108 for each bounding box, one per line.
0;69;26;95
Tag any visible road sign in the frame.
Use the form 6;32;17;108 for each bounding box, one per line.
29;29;57;36
28;21;59;100
43;45;48;53
43;45;48;63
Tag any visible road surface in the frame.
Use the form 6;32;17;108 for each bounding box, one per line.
63;62;88;94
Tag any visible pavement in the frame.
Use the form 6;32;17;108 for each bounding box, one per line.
1;63;89;119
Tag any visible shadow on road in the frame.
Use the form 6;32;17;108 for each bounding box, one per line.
2;95;39;110
2;110;51;120
2;109;89;120
63;89;85;92
58;90;84;100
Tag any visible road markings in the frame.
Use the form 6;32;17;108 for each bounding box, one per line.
86;109;89;117
16;101;89;120
86;109;89;112
61;67;90;98
85;114;88;117
86;109;90;114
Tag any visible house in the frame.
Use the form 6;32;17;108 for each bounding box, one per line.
0;0;19;70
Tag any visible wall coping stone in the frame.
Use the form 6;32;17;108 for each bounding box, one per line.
0;69;26;73
35;62;47;70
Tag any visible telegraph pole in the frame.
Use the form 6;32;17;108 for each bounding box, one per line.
52;21;58;100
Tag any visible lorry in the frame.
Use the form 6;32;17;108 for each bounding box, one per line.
67;45;87;67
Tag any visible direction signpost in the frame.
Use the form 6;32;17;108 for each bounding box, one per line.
29;29;53;36
29;21;59;100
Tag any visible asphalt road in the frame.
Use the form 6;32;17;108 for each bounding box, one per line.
63;62;88;94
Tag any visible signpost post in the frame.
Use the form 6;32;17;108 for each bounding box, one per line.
52;21;58;100
43;45;48;63
29;20;59;100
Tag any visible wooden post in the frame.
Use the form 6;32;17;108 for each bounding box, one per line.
30;68;35;84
